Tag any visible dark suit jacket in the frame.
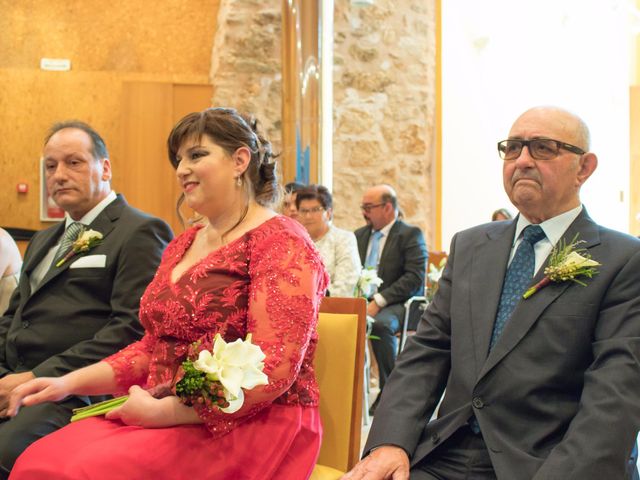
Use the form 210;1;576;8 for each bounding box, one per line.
355;220;427;305
365;210;640;479
0;194;173;380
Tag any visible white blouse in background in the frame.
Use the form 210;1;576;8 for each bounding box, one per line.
314;225;361;298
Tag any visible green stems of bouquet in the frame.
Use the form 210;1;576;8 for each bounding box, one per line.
70;395;128;422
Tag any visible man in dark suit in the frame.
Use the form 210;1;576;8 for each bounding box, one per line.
344;107;640;479
0;121;173;476
355;185;427;415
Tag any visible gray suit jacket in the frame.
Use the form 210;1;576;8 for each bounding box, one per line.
354;220;427;305
365;210;640;479
0;194;173;380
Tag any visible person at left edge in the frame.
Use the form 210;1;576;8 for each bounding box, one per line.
0;121;173;477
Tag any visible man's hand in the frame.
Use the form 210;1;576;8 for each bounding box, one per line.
367;300;381;318
6;376;70;417
0;372;35;416
341;446;410;480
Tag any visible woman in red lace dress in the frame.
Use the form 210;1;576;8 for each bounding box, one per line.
7;108;328;480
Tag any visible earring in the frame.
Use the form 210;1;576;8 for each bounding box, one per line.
236;176;243;187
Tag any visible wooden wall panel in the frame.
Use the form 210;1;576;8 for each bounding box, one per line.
118;82;213;235
119;82;176;229
0;70;126;231
0;0;218;234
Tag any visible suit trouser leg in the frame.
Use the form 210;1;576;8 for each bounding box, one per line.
0;398;84;479
370;303;404;392
413;426;497;480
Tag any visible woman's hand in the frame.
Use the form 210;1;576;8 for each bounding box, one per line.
105;385;202;428
7;377;71;417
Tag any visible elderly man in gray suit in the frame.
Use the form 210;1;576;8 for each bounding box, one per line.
0;121;173;476
344;107;640;479
355;185;427;415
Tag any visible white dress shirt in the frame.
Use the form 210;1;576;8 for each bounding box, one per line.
510;204;583;274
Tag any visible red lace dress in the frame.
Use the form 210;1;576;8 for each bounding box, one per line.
11;216;329;480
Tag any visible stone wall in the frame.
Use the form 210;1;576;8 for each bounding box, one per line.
331;0;436;246
210;0;283;153
209;0;437;246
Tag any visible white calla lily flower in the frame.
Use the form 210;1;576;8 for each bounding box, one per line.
192;333;268;412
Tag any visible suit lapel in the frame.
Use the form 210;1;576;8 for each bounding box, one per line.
22;223;65;276
468;221;514;376
36;195;123;289
19;222;66;299
356;228;371;266
477;210;600;382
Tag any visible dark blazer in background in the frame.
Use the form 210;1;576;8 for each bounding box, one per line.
355;219;427;305
364;209;640;479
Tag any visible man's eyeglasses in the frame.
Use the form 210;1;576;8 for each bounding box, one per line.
497;138;585;161
359;203;387;213
298;206;325;215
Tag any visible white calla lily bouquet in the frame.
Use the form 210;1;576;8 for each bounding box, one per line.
177;333;268;413
70;333;268;422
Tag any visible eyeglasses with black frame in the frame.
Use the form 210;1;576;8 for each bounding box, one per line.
497;138;586;161
359;202;387;213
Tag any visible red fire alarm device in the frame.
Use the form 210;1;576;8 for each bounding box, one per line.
17;183;28;193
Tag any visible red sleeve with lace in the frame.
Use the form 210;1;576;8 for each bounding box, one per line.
103;333;157;392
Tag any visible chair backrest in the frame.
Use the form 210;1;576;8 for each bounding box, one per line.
315;297;366;472
427;250;448;289
429;250;448;270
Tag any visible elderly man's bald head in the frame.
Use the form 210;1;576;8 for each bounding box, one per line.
503;106;597;224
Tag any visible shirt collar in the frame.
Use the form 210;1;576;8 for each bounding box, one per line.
513;204;583;246
64;191;117;228
376;219;396;237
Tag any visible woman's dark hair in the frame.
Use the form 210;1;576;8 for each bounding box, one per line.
168;107;279;209
285;182;306;194
295;184;333;211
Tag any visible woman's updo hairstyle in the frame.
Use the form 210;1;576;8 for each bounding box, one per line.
168;107;280;208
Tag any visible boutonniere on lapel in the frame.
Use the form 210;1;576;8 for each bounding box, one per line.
56;229;103;267
523;234;600;299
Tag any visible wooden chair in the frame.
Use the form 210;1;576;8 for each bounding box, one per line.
310;297;366;479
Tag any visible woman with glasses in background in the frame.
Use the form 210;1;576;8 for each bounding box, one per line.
296;185;361;297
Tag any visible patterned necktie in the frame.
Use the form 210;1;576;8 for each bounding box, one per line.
52;222;84;267
489;225;546;350
365;230;383;268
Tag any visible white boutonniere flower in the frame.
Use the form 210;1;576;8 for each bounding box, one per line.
524;234;600;299
56;229;103;267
